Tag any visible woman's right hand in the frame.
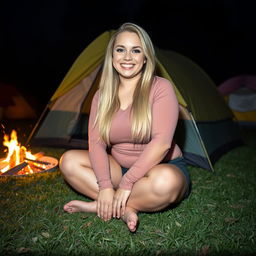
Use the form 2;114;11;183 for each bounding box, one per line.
97;188;115;221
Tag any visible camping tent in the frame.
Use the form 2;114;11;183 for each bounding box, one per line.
0;84;37;120
218;75;256;127
28;30;242;171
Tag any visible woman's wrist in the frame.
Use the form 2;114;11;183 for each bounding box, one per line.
98;180;113;191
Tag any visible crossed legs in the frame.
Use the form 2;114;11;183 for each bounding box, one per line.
59;150;188;232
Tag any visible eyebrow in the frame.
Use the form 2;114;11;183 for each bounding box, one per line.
114;44;143;49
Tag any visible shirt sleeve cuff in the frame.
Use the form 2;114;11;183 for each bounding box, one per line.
118;175;133;190
98;180;113;190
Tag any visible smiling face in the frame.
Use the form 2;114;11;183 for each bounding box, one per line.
112;31;146;81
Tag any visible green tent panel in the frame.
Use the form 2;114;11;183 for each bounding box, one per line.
156;48;233;121
29;30;242;171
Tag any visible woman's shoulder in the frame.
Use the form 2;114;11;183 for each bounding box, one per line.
92;89;100;101
151;76;174;93
154;76;171;84
91;89;100;108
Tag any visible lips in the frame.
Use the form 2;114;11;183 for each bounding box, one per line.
120;63;134;69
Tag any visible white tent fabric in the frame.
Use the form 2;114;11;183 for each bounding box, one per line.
228;87;256;112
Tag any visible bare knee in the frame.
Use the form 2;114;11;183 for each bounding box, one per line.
150;166;185;203
59;150;78;176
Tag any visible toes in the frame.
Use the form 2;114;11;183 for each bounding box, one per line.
63;206;72;213
63;202;75;213
126;215;138;232
63;205;69;211
128;221;136;232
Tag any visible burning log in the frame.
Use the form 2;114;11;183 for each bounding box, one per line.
27;162;46;171
1;162;28;176
25;158;51;165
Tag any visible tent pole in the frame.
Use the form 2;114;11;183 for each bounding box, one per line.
25;102;50;147
189;111;215;172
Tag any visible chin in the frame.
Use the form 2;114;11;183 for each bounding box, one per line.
120;71;142;79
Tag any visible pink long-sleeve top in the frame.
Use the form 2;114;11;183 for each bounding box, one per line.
88;76;182;191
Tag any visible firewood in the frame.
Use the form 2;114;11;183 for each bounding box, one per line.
1;162;28;176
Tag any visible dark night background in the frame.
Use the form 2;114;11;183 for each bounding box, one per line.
0;0;256;115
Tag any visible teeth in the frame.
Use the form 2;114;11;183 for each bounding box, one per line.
121;64;133;68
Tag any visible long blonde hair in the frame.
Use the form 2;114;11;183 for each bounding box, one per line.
96;23;156;145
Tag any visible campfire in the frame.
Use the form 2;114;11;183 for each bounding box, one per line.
0;129;58;176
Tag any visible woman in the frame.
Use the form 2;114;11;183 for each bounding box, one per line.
60;22;190;232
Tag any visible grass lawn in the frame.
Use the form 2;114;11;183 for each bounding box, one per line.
0;120;255;256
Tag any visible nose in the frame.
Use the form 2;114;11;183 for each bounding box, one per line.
124;50;132;60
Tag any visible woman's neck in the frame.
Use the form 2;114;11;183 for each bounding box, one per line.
118;76;141;110
119;75;141;91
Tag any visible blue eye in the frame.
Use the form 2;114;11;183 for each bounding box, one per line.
132;49;141;53
116;48;124;53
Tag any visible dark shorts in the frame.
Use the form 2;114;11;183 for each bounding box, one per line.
121;157;191;199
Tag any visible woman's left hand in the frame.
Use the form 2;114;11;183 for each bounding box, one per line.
112;188;131;218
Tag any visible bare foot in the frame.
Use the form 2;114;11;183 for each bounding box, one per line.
122;208;139;232
63;200;97;214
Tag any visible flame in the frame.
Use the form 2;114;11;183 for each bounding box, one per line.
0;130;44;175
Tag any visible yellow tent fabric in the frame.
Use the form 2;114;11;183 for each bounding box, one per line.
51;30;115;101
233;110;256;122
156;59;187;107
